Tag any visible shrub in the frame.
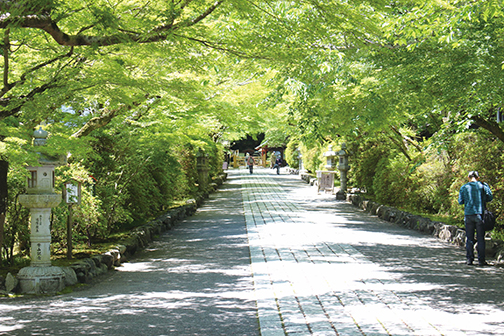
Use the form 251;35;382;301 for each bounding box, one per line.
301;144;322;174
285;138;300;168
349;140;389;196
347;129;504;236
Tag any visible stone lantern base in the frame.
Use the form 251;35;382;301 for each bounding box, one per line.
336;190;347;200
17;266;65;294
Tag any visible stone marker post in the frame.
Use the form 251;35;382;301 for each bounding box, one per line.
297;147;305;174
316;146;337;194
196;148;209;191
336;143;350;200
64;180;81;259
17;126;65;294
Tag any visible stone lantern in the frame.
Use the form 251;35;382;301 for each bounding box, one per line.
17;126;65;294
336;143;350;200
323;145;337;171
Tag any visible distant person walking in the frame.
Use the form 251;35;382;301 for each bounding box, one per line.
273;157;282;175
270;154;276;169
246;154;255;174
458;171;493;266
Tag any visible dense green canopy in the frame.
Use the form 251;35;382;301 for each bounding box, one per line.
2;0;504;262
275;1;504;144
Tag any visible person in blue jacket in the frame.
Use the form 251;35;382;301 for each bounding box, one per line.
458;171;493;266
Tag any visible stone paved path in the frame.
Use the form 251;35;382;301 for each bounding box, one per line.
0;171;258;336
240;168;504;336
2;167;504;335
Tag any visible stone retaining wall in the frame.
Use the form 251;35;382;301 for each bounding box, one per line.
1;173;228;295
347;193;504;267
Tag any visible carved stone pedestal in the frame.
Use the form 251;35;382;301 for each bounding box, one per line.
17;266;65;294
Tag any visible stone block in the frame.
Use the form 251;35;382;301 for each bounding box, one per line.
438;225;458;242
385;208;396;222
484;238;504;259
411;216;433;234
116;245;127;255
406;215;421;230
185;199;198;216
91;255;102;267
432;222;444;237
300;173;311;184
5;273;18;293
105;249;121;266
195;195;205;206
71;260;95;283
101;253;112;267
422;220;437;235
158;213;173;229
495;249;504;267
369;203;380;215
377;206;397;222
123;237;139;256
393;211;409;226
348;194;363;208
61;266;78;286
132;229;148;248
96;263;108;276
452;229;466;247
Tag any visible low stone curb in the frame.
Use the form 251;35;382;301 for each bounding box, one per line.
1;173;228;295
347;193;504;267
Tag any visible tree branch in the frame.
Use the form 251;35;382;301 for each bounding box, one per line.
472;114;504;143
71;108;120;138
0;80;61;119
387;127;412;161
172;0;223;30
71;98;149;138
174;34;262;58
390;125;423;152
1;1;225;47
0;47;78;120
1;47;74;100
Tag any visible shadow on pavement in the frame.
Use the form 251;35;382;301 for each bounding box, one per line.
0;178;259;336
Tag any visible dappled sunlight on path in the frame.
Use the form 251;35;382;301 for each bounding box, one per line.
243;167;504;336
2;167;504;335
0;175;258;336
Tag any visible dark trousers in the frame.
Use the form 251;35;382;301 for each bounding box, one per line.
465;214;485;262
248;165;253;174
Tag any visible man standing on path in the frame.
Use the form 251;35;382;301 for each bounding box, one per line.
458;170;493;266
246;154;255;174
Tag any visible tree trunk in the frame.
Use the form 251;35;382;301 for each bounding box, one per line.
0;160;8;266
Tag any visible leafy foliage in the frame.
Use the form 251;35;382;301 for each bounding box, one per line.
284;138;300;169
4;0;504;264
